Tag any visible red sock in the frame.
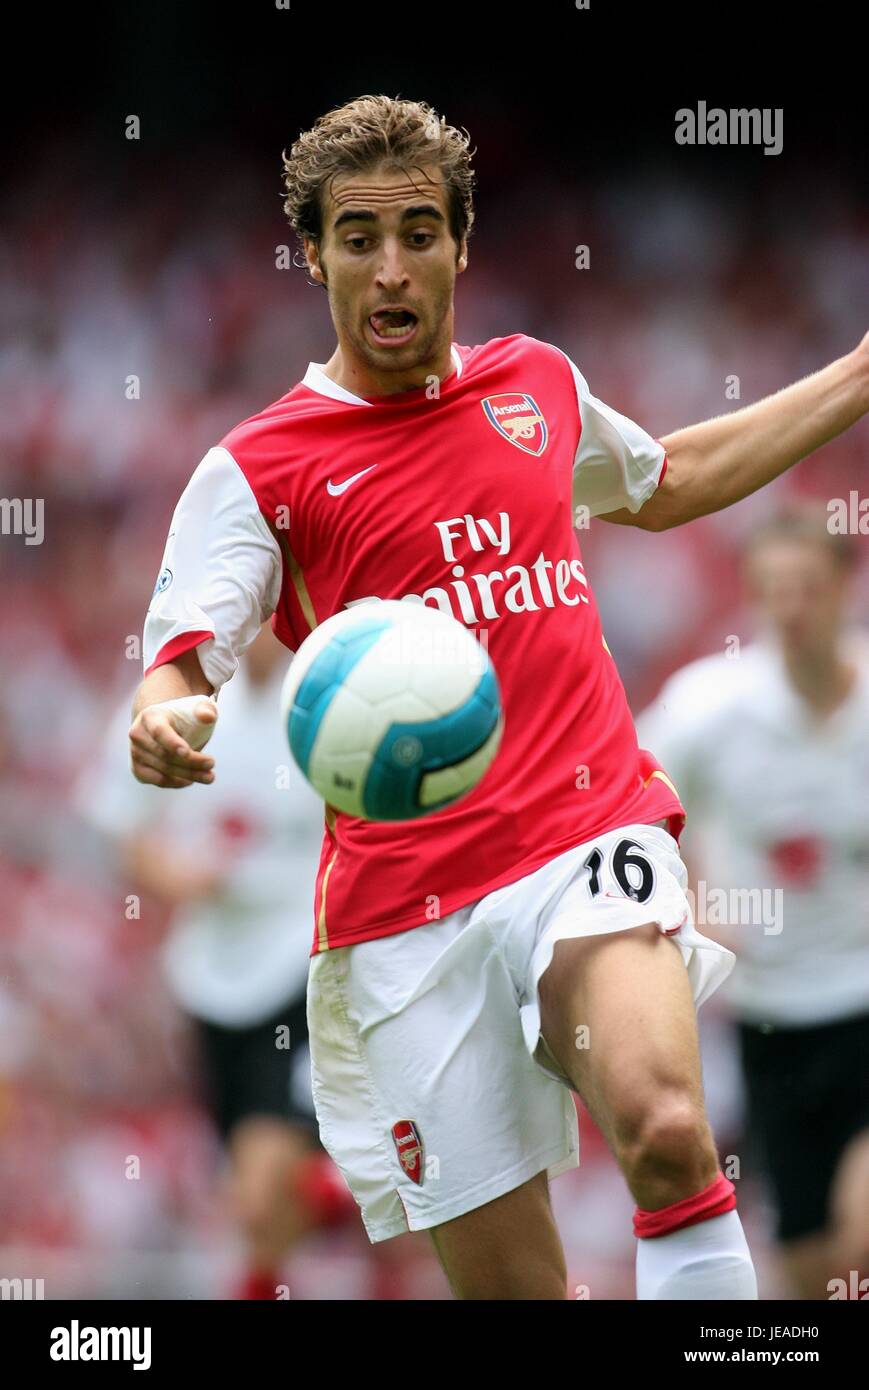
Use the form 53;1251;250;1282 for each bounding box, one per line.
235;1267;281;1300
633;1171;736;1239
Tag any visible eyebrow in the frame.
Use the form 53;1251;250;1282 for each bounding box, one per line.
332;204;446;230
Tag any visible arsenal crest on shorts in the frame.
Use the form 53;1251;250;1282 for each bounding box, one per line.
481;392;548;456
391;1119;424;1185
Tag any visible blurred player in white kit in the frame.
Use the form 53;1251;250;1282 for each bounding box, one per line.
79;625;361;1297
639;505;869;1299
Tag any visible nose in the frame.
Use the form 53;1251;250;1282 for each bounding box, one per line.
375;236;410;293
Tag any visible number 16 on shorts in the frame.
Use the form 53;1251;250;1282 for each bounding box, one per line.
583;837;657;905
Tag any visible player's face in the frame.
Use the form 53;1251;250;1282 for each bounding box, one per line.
748;540;848;655
306;161;466;389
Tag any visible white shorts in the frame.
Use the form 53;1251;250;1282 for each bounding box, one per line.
307;821;734;1242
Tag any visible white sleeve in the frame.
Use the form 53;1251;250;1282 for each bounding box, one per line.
560;353;667;518
144;446;282;693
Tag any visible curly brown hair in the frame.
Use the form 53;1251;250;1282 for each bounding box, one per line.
281;95;476;255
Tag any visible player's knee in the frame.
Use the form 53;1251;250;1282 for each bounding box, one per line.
613;1094;714;1191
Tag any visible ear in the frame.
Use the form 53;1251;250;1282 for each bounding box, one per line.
456;236;468;275
304;235;325;285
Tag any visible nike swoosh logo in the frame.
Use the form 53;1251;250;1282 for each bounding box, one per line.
326;465;378;496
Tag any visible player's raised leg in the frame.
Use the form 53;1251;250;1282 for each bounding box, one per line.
428;1169;567;1300
537;923;757;1299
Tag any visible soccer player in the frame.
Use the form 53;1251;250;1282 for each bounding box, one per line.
128;95;869;1300
637;506;869;1299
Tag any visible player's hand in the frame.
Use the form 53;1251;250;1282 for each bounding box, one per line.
129;695;218;789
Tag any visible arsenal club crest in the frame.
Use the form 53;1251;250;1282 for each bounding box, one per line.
481;392;548;456
391;1119;424;1185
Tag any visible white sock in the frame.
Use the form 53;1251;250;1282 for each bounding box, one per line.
636;1209;758;1299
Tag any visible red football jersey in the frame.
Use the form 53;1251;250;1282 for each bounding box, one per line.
144;334;685;952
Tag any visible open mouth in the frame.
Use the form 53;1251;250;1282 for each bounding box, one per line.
368;308;419;345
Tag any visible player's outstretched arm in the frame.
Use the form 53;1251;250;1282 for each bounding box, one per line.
129;647;218;789
603;333;869;531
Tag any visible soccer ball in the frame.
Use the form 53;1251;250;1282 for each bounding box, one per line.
279;601;503;821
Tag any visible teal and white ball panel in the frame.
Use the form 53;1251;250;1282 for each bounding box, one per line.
417;713;504;808
358;659;500;819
